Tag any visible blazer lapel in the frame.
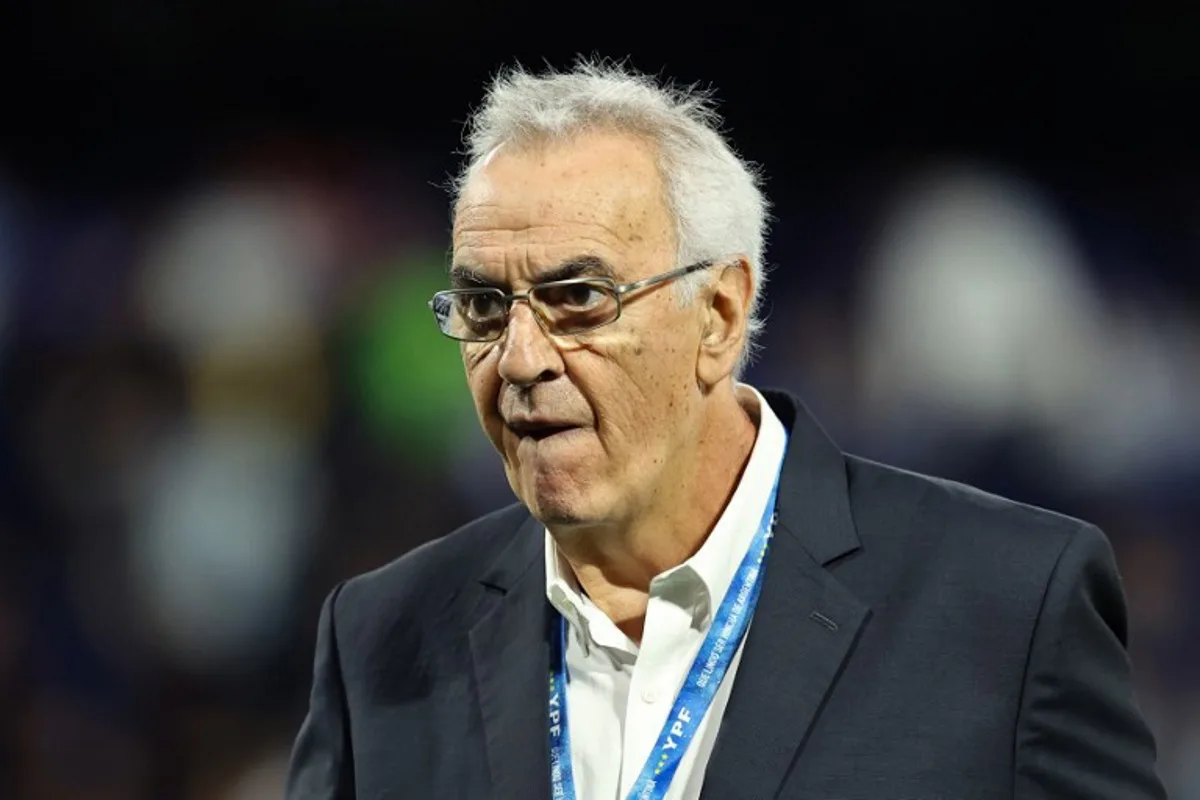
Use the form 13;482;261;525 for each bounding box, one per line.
469;514;554;800
701;392;873;800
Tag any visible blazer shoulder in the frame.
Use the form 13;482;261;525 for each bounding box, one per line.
845;453;1095;559
334;502;532;628
839;454;1115;638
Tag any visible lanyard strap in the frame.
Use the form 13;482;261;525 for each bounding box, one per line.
548;464;784;800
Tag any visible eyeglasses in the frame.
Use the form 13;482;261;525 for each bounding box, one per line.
428;260;717;343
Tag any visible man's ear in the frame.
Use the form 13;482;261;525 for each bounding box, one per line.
696;258;753;389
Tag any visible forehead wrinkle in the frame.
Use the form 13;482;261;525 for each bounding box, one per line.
454;234;631;284
455;195;651;238
454;221;633;262
456;222;624;245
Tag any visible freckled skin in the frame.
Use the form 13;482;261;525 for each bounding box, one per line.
453;133;709;531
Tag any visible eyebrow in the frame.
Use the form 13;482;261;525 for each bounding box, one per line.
449;255;619;290
448;265;494;289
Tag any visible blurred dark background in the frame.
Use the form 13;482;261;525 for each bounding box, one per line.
0;4;1198;798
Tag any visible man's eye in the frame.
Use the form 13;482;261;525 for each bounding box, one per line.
540;283;605;310
465;294;503;318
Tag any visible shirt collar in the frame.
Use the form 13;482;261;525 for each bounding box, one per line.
544;383;789;644
545;538;591;651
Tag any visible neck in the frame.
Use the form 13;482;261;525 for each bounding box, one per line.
551;386;758;642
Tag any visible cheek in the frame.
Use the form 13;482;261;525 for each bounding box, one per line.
465;353;502;428
622;308;698;378
579;342;685;440
621;329;701;433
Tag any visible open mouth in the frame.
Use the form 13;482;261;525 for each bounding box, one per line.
508;422;578;442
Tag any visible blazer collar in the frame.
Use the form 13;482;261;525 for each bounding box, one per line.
762;388;862;566
469;513;553;800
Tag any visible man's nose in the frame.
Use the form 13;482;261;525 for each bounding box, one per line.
496;302;565;387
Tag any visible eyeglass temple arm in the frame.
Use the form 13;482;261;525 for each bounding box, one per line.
615;260;717;295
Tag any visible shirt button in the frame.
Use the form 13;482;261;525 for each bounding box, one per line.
641;689;657;704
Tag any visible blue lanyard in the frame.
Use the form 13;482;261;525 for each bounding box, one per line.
547;461;784;800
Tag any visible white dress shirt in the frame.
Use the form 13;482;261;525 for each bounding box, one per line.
544;384;788;800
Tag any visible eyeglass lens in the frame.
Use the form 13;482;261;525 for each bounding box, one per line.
433;280;621;341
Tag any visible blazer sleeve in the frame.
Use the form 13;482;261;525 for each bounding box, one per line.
286;581;356;800
1013;523;1166;799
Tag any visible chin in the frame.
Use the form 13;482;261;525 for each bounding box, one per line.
521;485;593;526
505;437;608;523
528;503;591;527
512;470;606;527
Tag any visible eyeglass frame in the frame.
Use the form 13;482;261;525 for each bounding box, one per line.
427;259;720;343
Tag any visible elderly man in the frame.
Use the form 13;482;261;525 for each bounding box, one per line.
287;61;1165;800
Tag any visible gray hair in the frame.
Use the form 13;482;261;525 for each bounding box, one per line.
452;58;771;375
